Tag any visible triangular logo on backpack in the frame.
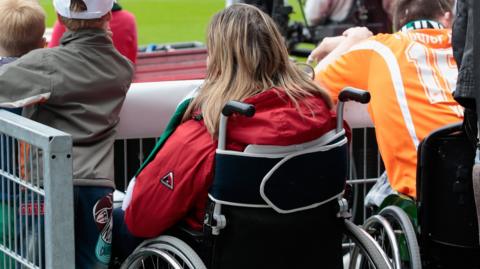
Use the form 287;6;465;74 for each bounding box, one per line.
160;172;174;190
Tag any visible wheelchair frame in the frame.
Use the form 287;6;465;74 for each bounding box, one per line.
360;204;421;269
357;123;480;269
119;88;393;269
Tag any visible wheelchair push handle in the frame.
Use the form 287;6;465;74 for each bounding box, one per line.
219;101;256;150
336;87;371;133
222;101;256;117
338;87;371;104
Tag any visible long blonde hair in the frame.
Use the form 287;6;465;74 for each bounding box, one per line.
183;4;332;136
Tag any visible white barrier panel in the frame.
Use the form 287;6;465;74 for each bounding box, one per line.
343;101;374;128
117;80;374;139
116;80;203;139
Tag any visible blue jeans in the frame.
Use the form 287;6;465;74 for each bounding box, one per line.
111;208;143;266
74;186;113;269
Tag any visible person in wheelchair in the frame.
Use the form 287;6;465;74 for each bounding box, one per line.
311;0;461;205
115;2;337;263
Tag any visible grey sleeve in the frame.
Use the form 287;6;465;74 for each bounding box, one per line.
0;51;53;108
452;0;475;109
452;0;468;67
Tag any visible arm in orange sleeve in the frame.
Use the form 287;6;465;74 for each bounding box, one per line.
314;48;372;103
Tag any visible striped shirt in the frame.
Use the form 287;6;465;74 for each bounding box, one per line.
316;25;463;198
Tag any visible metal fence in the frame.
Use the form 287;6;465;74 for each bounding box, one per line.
114;138;157;192
0;110;74;269
347;127;384;223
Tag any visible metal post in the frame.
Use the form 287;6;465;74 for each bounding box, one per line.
43;135;75;269
0;110;75;268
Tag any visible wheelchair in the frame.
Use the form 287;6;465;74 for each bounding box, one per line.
120;88;392;269
357;123;480;269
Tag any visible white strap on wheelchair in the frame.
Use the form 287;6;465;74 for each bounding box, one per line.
244;129;341;154
211;130;348;212
208;194;270;208
259;136;348;214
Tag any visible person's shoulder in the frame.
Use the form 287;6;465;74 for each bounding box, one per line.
112;9;136;21
243;87;331;117
111;10;137;36
370;32;402;44
360;32;413;51
169;119;215;153
117;54;135;77
400;28;452;48
9;48;53;67
21;47;51;58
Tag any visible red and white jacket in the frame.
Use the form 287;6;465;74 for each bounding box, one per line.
124;88;336;238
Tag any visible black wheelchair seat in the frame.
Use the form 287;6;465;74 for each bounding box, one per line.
203;130;348;269
210;130;347;212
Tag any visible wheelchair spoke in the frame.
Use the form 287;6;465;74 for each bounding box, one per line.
378;206;421;269
344;220;393;269
121;236;206;269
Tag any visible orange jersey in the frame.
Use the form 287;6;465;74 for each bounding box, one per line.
316;28;463;198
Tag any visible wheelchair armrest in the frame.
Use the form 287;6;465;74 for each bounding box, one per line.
166;223;204;247
178;225;204;240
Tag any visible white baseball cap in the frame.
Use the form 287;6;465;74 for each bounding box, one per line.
53;0;114;19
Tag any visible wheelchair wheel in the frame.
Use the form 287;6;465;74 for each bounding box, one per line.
120;235;206;269
362;206;421;269
343;219;393;269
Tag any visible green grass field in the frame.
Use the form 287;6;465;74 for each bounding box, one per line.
39;0;304;45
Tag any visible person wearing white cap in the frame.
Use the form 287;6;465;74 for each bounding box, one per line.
49;0;138;63
0;0;134;268
54;0;114;20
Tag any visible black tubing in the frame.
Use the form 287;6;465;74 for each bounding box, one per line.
222;101;256;117
338;87;371;104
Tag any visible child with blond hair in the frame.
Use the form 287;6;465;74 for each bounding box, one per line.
0;0;46;112
0;0;46;57
0;0;46;265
